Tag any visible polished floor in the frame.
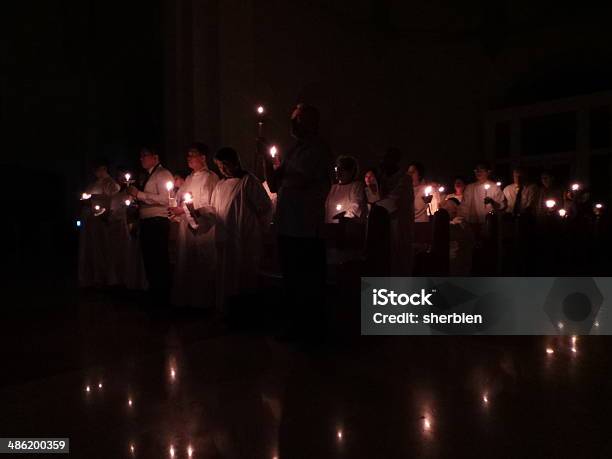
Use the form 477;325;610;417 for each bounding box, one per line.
1;277;612;459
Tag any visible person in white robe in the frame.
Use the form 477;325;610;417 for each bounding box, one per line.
458;161;506;228
167;143;219;308
107;169;148;290
407;162;440;223
78;160;120;287
503;166;538;216
325;156;368;223
207;147;272;310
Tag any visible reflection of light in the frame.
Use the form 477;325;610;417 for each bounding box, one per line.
546;199;556;209
546;348;554;355
336;204;342;212
571;183;580;191
571;335;577;345
166;181;174;192
169;445;175;458
594;320;600;328
558;209;567;217
187;445;194;457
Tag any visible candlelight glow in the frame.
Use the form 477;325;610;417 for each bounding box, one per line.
546;347;554;355
558;321;564;329
594;203;603;209
270;145;277;158
424;186;433;196
166;181;174;192
558;209;567;217
125;199;131;206
169;445;175;458
496;181;502;187
81;192;91;200
183;192;193;204
257;105;265;115
128;398;133;407
85;385;91;392
336;429;343;440
484;183;491;190
170;367;176;380
438;186;445;193
336;204;343;211
76;220;82;228
98;382;103;389
94;205;101;211
187;445;194;458
571;183;580;191
124;173;131;182
545;199;556;209
571;347;577;353
483;393;489;404
423;417;432;431
130;443;135;455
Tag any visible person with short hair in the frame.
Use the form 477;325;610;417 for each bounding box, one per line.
168;142;219;308
407;161;440;223
325;155;368;223
503;166;538;216
458;160;506;226
127;147;174;304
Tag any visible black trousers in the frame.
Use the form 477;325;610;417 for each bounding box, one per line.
277;235;327;333
140;217;170;303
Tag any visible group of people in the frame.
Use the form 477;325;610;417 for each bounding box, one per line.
78;102;607;311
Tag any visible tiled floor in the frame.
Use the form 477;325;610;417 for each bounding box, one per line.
1;279;611;458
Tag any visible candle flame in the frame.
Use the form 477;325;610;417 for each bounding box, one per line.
423;417;431;431
125;199;131;206
558;209;566;217
483;394;489;404
257;105;265;115
130;443;135;455
270;146;277;158
169;445;175;458
496;181;502;187
98;382;103;389
545;199;556;209
424;186;433;196
85;385;91;392
571;183;580;191
81;192;91;200
336;204;342;211
571;347;577;353
128;398;133;407
546;347;554;355
336;430;343;440
438;186;445;193
187;445;194;457
124;173;131;181
166;181;174;192
484;183;491;190
595;203;603;209
183;192;193;204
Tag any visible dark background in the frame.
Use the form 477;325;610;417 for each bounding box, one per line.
3;0;612;276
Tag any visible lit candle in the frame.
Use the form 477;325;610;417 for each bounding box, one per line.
81;192;91;200
545;199;556;209
546;347;554;355
438;186;445;193
336;429;343;441
187;445;194;458
557;321;564;330
124;172;131;182
166;181;176;206
483;183;491;196
558;208;567;217
98;382;103;389
571;335;577;345
125;199;131;206
169;445;175;458
170;367;177;381
129;443;135;455
336;204;343;212
257;105;265;136
128;397;133;407
76;220;82;228
571;347;577;353
496;181;502;187
423;417;432;431
269;145;277;158
482;393;489;404
257;105;265;115
424;185;433;197
94;205;101;211
183;192;193;204
571;183;580;192
85;385;91;393
594;203;603;210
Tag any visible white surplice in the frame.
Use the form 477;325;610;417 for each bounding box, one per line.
78;176;120;287
171;169;219;308
209;173;272;310
458;180;506;224
325;182;368;223
107;190;148;290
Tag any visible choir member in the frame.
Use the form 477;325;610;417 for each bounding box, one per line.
364;169;382;207
536;170;564;217
458;160;506;225
78;159;120;287
167;143;219;308
325;156;368;223
263;103;331;337
440;198;474;275
503;166;538;216
207;147;272;310
127;147;174;304
445;177;466;202
107;168;148;290
407;162;440;223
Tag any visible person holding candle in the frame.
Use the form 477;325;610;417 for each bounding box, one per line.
325;156;367;223
407;162;440;223
261;103;331;339
458;160;506;227
536;171;564;217
167;143;219;309
127;147;174;305
445;177;466;203
78;158;120;287
503;166;538;217
205;147;272;311
363;168;382;207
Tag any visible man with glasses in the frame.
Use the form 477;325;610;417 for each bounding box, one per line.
127;147;174;305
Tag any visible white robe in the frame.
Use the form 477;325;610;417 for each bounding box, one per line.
209;173;272;310
171;169;219;308
413;182;440;223
325;182;368;223
107;191;148;290
78;176;120;287
458;181;506;224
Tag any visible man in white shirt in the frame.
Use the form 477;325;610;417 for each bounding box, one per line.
127;147;174;304
503;166;538;217
458;161;506;227
407;162;440;223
